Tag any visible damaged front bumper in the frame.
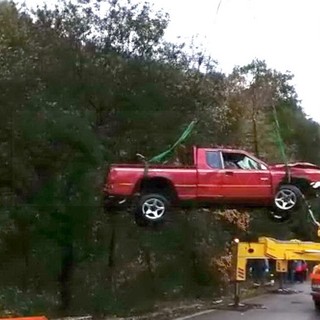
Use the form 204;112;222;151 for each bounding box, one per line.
312;182;320;190
311;182;320;197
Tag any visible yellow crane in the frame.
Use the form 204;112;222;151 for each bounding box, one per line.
233;237;320;282
231;190;320;307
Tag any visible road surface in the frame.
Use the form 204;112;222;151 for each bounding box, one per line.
176;283;318;320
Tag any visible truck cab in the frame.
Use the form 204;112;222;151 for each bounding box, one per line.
194;147;273;205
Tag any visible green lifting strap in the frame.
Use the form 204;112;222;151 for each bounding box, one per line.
273;106;287;163
272;103;291;182
148;120;197;164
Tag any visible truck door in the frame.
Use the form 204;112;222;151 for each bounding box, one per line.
220;151;272;202
197;149;224;198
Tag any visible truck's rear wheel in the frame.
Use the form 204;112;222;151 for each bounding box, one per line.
134;193;170;226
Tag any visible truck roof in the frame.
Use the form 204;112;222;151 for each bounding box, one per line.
195;146;251;154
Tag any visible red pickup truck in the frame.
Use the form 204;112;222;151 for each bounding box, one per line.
104;146;320;225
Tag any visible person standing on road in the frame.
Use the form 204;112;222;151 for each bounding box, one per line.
251;259;268;286
295;260;304;283
286;260;295;284
302;260;308;281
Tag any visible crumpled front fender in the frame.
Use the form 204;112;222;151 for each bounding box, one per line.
311;182;320;198
312;182;320;189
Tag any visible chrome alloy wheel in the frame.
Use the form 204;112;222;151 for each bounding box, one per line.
275;189;297;210
142;198;166;220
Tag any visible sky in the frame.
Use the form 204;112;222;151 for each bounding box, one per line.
17;0;320;123
152;0;320;123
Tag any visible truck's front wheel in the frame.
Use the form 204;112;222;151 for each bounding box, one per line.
269;185;303;222
134;193;170;226
274;184;302;212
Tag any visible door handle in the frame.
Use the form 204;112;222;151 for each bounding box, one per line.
225;171;234;175
260;177;269;181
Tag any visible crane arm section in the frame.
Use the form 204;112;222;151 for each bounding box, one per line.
234;237;320;281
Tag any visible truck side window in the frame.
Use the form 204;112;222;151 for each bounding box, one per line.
222;152;262;170
206;151;222;169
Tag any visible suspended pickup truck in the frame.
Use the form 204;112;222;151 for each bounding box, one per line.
104;146;320;225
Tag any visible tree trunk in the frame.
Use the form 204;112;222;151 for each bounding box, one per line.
59;243;74;313
251;90;259;157
252;111;259;157
106;216;116;293
108;226;115;276
22;233;30;291
142;245;156;292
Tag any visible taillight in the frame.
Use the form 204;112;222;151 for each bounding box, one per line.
112;167;118;182
105;167;115;192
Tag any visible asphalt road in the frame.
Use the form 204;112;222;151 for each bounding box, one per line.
175;282;319;320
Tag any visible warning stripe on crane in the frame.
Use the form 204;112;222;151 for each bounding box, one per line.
237;267;245;280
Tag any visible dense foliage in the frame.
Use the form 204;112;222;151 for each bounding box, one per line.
1;0;320;316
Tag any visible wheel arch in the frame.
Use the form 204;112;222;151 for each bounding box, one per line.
133;176;178;202
278;176;312;194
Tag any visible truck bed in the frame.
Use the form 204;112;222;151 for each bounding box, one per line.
107;164;198;199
